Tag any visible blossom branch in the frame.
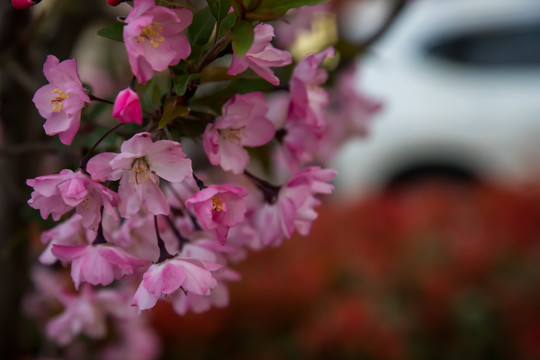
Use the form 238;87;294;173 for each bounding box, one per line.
79;123;126;172
244;170;281;203
164;215;189;250
91;218;107;245
89;94;114;105
154;216;175;263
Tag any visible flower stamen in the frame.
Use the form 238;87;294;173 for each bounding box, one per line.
212;196;224;212
221;127;246;145
129;158;155;186
137;23;165;48
50;88;71;113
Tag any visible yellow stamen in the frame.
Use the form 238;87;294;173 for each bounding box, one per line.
221;127;247;145
212;196;224;212
50;88;71;113
128;158;156;186
137;23;165;48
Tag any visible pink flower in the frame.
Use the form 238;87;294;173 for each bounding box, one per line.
39;214;95;265
254;166;336;247
185;185;248;244
228;24;292;86
289;47;335;131
172;268;240;315
124;0;192;83
281;116;324;170
27;169;118;231
87;132;192;218
287;166;336;235
46;285;125;345
112;213;179;261
99;312;160;360
202;92;275;174
180;237;236;263
131;256;222;311
272;47;334;169
113;88;142;125
32;55;91;145
274;3;331;49
52;243;149;289
12;0;40;9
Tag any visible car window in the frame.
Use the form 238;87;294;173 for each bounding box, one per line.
425;23;540;68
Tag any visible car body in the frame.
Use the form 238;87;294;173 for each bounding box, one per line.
333;0;540;199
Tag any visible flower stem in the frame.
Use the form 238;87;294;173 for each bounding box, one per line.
89;94;114;105
167;184;203;231
155;216;175;263
79;123;126;172
192;173;206;191
164;215;190;250
195;36;231;74
244;170;281;204
92;218;107;245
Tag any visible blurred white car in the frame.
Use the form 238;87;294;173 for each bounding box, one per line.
334;0;540;198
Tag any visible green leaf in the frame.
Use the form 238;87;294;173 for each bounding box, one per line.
218;12;237;38
159;97;190;129
97;22;125;42
231;20;254;57
206;0;231;22
173;73;201;96
141;78;163;111
188;7;216;46
257;0;327;15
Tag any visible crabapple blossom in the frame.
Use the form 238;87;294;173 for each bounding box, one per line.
124;0;192;83
111;213;180;261
24;267;67;323
39;214;96;265
271;47;335;169
289;47;335;131
254;166;336;247
289;166;337;235
228;24;292;86
99;311;161;360
131;256;222;311
185;184;248;244
225;219;263;261
52;242;149;289
113;88;143;125
203;92;275;174
27;169;118;231
23;0;356;350
274;3;332;49
86;132;192;217
172;268;241;315
32;55;91;145
180;236;237;263
46;285;126;345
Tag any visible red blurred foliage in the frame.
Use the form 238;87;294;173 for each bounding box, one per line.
151;180;540;360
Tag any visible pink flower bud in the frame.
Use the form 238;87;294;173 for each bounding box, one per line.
107;0;124;6
12;0;40;9
112;88;142;125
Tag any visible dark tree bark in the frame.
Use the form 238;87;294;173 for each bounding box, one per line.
0;2;107;357
0;3;41;358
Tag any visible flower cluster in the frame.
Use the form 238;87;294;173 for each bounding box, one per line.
22;0;380;355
